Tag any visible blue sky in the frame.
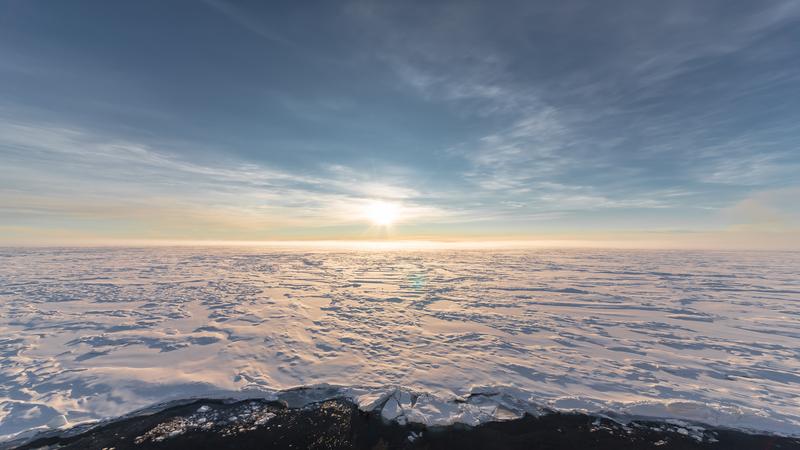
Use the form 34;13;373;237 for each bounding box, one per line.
1;0;799;247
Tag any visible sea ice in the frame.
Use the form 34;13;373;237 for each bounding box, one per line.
1;247;799;441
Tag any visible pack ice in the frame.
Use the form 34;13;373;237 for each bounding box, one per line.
0;247;798;442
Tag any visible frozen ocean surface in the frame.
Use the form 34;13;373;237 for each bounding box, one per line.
0;247;799;441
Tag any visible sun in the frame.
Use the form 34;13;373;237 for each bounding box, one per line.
364;201;399;226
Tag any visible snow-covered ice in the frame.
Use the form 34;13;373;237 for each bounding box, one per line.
1;247;799;441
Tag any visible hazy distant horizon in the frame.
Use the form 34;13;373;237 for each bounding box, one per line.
3;233;800;251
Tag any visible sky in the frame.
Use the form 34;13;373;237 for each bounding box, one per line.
1;0;799;248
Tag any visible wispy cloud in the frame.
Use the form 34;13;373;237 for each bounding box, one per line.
200;0;295;46
0;119;450;236
722;187;800;231
349;0;800;220
2;0;799;245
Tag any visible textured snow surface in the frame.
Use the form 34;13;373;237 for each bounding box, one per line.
1;247;799;441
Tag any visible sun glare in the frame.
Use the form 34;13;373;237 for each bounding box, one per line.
365;201;399;226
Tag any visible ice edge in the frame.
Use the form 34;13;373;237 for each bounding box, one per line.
3;383;797;447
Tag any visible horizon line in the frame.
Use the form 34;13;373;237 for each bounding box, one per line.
2;237;799;251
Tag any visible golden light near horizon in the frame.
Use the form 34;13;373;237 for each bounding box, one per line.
364;201;399;226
